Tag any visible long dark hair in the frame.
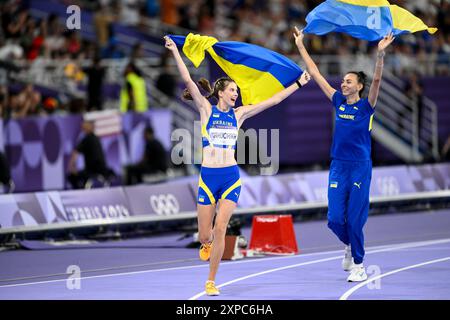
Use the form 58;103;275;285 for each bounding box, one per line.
346;71;367;97
182;77;235;101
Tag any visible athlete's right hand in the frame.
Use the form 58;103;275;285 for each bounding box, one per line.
164;36;177;52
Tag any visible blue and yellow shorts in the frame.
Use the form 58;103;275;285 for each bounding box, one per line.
197;165;241;205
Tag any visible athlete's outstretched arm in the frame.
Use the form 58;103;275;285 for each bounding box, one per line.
368;32;395;108
164;36;209;112
235;70;310;124
294;27;336;101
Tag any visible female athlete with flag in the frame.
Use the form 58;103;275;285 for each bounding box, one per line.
294;26;395;282
164;35;310;296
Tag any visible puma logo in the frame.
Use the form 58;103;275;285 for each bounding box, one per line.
354;182;362;189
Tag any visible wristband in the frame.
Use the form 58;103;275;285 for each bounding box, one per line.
296;80;302;88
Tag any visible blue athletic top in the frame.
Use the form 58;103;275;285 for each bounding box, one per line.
202;105;238;150
331;91;375;161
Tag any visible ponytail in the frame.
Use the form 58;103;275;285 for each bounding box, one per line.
181;77;235;101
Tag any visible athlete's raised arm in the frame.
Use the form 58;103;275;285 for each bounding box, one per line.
164;36;210;112
235;70;310;125
368;32;395;108
294;26;336;101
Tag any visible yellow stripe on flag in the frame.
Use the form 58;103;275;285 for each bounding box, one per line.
390;5;437;34
337;0;390;7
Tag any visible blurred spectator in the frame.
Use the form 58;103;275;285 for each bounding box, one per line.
0;3;27;59
67;97;87;114
64;30;81;56
145;0;160;18
197;5;215;34
25;18;46;61
42;96;60;114
93;0;120;48
0;39;23;60
0;151;14;193
0;85;8;118
9;83;42;118
101;36;125;59
67;120;114;189
83;56;105;111
161;0;181;25
44;13;65;59
441;135;450;162
3;7;28;40
130;42;145;59
156;53;176;98
125;126;168;185
62;53;85;96
120;0;141;26
120;62;148;113
178;3;196;30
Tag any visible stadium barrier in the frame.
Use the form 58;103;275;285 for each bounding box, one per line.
1;163;449;235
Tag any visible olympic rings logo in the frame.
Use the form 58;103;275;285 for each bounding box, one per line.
149;194;180;215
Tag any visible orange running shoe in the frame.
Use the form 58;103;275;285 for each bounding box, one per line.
199;242;212;261
205;280;220;296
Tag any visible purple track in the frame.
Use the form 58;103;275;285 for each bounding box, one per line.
1;209;450;300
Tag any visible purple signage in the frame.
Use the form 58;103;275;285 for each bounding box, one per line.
1;163;449;231
124;181;196;216
119;110;172;165
59;187;131;222
407;163;450;192
0;192;46;228
0;188;133;229
2;110;173;193
370;165;416;197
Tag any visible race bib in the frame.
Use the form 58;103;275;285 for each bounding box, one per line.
209;128;238;146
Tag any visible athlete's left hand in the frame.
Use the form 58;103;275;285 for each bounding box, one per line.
378;32;395;52
299;70;311;86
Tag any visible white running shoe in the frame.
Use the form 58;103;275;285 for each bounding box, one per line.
347;265;368;282
342;245;355;271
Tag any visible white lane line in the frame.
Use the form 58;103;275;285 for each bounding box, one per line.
1;238;450;290
339;256;450;300
0;247;352;289
189;255;344;300
189;238;450;300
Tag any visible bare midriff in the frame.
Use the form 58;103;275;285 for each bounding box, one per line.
202;145;237;168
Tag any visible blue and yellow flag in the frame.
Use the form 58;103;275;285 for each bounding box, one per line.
304;0;437;41
169;33;302;106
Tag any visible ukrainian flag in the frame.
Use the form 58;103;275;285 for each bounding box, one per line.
169;33;303;106
304;0;437;41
